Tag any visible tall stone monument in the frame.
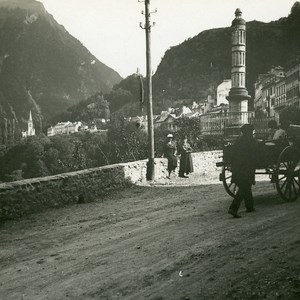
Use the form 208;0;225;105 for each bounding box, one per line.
226;8;251;118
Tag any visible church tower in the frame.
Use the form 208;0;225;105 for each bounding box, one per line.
226;8;251;114
22;110;35;138
28;110;34;135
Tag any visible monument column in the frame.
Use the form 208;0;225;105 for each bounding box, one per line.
226;8;251;121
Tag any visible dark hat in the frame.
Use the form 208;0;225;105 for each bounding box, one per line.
268;120;277;129
241;124;254;134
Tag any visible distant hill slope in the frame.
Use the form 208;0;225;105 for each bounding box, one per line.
152;1;300;112
0;0;122;127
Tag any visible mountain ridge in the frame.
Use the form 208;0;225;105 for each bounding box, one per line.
151;1;300;112
0;0;122;128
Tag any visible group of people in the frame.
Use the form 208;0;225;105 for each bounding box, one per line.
163;120;289;219
163;134;194;179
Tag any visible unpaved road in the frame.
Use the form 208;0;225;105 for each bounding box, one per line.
0;175;300;300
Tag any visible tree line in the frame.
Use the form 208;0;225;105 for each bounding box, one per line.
0;117;222;183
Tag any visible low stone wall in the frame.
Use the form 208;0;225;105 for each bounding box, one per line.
0;151;223;221
0;158;168;221
191;150;222;176
190;150;223;184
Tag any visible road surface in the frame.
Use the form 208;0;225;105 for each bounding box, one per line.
0;175;300;299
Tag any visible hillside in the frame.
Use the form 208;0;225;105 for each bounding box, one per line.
0;0;122;127
50;2;300;120
151;1;300;112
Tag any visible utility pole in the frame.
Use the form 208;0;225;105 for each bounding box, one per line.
139;0;156;180
136;68;144;116
139;73;144;116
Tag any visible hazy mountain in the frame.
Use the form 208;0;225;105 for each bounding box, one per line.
151;1;300;112
0;0;122;128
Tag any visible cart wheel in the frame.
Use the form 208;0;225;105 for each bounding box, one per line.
275;145;300;202
221;165;238;198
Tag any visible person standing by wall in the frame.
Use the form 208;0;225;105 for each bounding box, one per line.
228;124;257;218
179;137;194;178
163;134;178;179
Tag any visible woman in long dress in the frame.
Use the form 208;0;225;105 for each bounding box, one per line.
179;137;194;178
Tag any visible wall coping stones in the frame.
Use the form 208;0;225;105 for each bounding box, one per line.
0;151;221;221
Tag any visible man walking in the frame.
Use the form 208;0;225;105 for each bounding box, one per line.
228;124;257;218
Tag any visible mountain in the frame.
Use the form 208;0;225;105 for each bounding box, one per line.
151;1;300;112
0;0;122;128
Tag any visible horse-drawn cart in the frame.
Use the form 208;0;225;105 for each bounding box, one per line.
216;125;300;202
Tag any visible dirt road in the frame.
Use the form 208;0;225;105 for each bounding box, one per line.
0;175;300;300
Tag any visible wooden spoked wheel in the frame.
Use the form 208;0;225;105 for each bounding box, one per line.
275;145;300;202
221;165;238;198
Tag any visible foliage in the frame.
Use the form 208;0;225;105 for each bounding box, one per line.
154;118;223;157
0;134;96;181
0;118;224;182
106;118;148;164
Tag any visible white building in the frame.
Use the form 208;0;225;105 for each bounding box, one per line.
217;79;231;106
22;111;35;138
47;121;84;136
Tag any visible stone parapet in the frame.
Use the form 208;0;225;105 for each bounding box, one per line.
0;151;223;221
191;150;222;179
0;158;168;221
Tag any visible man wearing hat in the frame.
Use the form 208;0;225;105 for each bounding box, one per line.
228;124;257;218
163;134;178;178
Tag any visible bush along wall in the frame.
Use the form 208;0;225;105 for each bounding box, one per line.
0;158;168;222
0;118;224;183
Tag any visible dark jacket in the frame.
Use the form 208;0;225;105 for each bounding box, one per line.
231;135;257;185
163;140;177;171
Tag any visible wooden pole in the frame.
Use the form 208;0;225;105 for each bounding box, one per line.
141;0;155;180
139;73;144;116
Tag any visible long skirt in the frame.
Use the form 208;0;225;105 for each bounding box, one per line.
167;154;178;172
179;153;194;175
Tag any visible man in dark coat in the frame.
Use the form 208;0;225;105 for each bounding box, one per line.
228;124;257;218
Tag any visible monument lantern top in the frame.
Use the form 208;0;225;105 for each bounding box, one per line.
232;8;246;26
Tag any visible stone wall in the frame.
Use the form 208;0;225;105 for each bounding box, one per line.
0;151;223;221
191;150;222;182
0;158;168;221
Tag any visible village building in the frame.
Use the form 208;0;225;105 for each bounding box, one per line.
254;66;285;118
273;77;286;115
154;111;178;131
286;59;300;108
47;121;85;136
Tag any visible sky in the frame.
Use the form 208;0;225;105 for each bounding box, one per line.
39;0;297;78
